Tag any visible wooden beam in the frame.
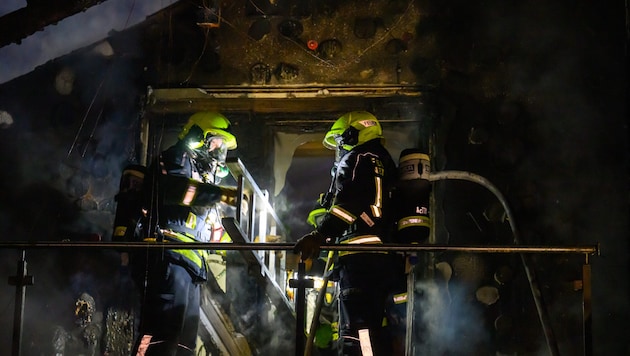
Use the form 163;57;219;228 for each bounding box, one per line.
145;85;429;114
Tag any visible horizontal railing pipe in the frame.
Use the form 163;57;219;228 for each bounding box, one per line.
0;241;599;255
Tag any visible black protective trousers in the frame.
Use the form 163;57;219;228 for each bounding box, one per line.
132;260;201;356
336;253;401;356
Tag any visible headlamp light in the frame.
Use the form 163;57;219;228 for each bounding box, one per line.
188;139;204;150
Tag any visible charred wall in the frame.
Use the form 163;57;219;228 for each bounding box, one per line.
424;0;628;355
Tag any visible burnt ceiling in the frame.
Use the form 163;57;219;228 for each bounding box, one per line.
138;1;432;88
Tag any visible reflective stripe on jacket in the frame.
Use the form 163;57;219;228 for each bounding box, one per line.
161;229;210;271
338;234;388;256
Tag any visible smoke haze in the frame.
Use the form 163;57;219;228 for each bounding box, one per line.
0;0;177;84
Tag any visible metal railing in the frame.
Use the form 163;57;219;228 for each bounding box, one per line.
2;240;599;356
0;240;598;254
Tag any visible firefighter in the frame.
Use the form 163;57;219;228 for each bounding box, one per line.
128;111;238;356
294;111;401;356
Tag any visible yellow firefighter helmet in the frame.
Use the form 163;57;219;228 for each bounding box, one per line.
179;111;237;150
323;111;383;152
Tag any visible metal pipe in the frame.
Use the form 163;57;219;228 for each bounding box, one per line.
0;241;599;254
429;170;561;356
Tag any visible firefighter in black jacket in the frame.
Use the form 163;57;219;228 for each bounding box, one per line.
294;111;400;356
130;111;237;356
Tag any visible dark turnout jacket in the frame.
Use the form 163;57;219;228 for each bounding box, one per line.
316;138;397;250
139;140;226;281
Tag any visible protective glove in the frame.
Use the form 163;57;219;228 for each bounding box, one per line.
219;186;238;206
293;231;326;261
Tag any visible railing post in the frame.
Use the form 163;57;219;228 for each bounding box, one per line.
289;261;313;356
405;265;415;356
583;255;592;356
8;250;33;356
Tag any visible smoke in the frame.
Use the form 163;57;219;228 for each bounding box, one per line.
0;110;13;128
0;246;121;354
0;5;150;351
410;279;491;355
224;254;295;354
275;155;335;241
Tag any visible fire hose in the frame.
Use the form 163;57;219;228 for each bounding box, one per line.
428;170;560;356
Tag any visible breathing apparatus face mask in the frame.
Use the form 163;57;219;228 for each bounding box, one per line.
205;136;227;161
205;136;229;178
333;125;361;160
187;134;230;180
333;134;350;160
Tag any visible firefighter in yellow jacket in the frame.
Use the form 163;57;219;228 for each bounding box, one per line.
130;112;237;356
294;111;400;356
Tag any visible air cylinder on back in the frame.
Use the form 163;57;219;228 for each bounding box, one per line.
393;149;431;244
112;164;146;242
